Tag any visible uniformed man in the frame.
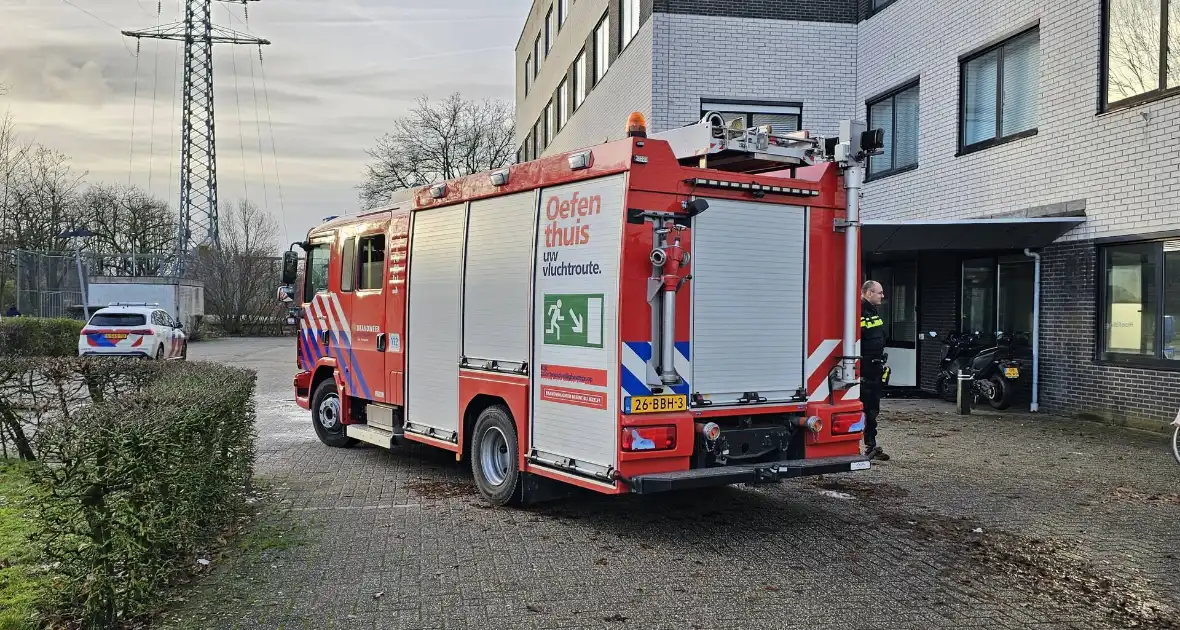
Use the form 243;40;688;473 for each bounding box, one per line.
860;280;890;461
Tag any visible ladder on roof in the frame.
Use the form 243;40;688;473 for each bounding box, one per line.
650;112;821;174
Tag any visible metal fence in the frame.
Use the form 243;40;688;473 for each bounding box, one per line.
0;250;189;319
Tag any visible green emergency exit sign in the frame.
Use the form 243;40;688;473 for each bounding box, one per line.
543;293;604;348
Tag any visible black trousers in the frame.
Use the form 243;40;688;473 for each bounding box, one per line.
861;361;883;448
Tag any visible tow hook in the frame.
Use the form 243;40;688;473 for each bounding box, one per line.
752;465;780;483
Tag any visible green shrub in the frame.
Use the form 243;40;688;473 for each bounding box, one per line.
0;318;84;357
19;360;257;628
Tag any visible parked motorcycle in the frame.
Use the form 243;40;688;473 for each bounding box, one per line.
929;330;1023;411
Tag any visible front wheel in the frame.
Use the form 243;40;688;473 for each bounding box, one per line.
155;344;164;361
1171;425;1180;466
986;374;1013;410
311;378;357;448
470;406;521;506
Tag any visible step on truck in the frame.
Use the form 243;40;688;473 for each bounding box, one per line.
278;113;885;506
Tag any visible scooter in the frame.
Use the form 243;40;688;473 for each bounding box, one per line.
929;330;1023;411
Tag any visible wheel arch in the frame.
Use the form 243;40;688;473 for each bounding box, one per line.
461;394;509;464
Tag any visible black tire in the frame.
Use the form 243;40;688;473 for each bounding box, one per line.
311;378;357;448
986;374;1013;410
470;406;521;506
179;342;187;361
155;345;164;361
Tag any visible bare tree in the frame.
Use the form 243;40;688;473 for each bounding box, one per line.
359;93;515;209
1105;0;1179;100
79;183;177;275
195;199;283;335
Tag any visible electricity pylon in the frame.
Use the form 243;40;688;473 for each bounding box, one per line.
123;0;269;274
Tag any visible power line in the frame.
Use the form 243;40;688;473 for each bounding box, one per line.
59;0;137;55
257;48;287;239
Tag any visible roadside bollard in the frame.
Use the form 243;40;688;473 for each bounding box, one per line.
956;370;971;415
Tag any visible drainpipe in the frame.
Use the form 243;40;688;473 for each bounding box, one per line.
1023;247;1040;412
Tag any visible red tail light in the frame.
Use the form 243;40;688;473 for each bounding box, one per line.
831;412;866;435
621;425;676;452
130;329;154;336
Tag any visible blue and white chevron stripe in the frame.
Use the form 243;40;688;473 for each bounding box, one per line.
620;341;691;399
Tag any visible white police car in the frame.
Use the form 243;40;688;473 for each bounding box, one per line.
78;304;187;360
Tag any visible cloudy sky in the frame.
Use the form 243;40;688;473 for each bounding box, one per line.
0;0;531;245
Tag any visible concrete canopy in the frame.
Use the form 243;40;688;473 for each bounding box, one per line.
861;217;1086;252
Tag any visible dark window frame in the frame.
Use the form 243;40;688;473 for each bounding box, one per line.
524;56;531;96
356;233;386;292
545;6;554;56
1095;237;1180;369
619;0;640;53
865;78;921;181
867;0;900;18
956;24;1041;157
558;0;568;28
698;98;804;131
1100;0;1180;112
593;13;610;84
573;48;587;110
533;34;541;78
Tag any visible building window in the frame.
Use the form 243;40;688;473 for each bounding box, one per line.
559;0;569;27
959;27;1039;153
867;81;920;179
524;57;531;96
533;121;542;156
545;99;555;146
1100;239;1180;363
545;6;554;56
700;100;802;132
574;50;587;109
558;78;569;129
594;15;610;82
621;0;641;48
534;35;541;78
869;0;898;14
960;257;1036;350
1104;0;1180;108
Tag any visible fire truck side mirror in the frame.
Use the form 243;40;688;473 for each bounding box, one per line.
281;250;299;286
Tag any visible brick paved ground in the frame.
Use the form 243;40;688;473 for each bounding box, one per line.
164;338;1180;630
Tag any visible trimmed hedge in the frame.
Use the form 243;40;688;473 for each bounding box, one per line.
0;317;84;357
7;359;256;628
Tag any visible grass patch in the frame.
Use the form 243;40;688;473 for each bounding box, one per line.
0;463;44;630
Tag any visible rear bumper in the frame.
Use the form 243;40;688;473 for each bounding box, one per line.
627;455;871;494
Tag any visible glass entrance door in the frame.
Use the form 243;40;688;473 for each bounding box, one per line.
867;261;918;387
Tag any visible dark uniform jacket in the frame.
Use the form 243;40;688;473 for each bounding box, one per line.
860;299;887;360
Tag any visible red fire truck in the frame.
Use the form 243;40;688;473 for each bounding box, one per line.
279;113;883;506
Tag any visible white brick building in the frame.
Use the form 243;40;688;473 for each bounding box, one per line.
514;0;1180;427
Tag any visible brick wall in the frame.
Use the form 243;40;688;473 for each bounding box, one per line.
655;0;859;23
856;0;1180;243
1039;241;1180;426
650;13;858;136
915;252;958;391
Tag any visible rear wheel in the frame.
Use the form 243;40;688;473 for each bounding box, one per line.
986;374;1013;410
311;378;357;448
470;406;521;506
179;341;187;361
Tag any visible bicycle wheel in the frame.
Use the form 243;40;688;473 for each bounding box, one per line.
1173;425;1180;466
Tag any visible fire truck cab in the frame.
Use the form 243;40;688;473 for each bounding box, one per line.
280;113;883;506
